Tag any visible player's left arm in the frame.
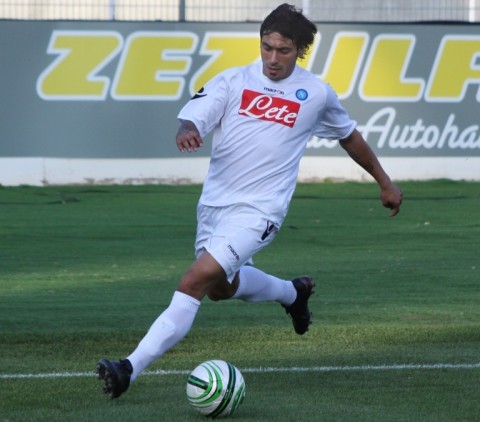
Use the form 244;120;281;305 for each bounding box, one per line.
339;129;403;217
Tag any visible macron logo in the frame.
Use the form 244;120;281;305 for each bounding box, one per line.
227;244;240;261
238;89;300;128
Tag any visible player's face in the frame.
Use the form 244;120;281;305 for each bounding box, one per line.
260;32;299;81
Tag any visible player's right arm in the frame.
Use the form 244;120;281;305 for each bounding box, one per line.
340;129;403;216
176;119;204;153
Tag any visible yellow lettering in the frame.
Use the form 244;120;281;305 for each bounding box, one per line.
189;32;259;95
112;32;197;100
360;35;424;101
320;32;369;98
36;31;122;100
426;36;480;102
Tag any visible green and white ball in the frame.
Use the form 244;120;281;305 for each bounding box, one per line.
186;360;246;418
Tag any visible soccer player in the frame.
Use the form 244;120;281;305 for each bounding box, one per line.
96;3;403;399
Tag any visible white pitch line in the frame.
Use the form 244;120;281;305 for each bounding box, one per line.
1;363;479;380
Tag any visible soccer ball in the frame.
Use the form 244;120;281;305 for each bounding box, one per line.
186;359;246;418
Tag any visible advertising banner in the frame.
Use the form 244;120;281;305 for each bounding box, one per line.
0;20;479;183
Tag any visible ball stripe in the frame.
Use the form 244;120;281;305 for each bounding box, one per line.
231;382;246;413
209;362;236;417
188;362;223;406
187;374;209;390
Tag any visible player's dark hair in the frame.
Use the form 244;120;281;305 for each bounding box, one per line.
260;3;317;59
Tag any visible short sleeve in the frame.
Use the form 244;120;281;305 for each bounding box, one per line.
177;72;230;138
313;84;357;140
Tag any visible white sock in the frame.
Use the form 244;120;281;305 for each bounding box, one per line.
127;291;200;381
233;266;296;306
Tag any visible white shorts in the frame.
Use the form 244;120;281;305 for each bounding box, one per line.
195;203;280;282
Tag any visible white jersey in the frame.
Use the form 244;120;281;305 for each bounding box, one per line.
178;61;356;223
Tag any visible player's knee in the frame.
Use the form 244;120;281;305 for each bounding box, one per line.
177;270;212;300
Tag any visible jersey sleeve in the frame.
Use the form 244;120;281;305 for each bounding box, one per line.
177;72;230;138
313;84;357;140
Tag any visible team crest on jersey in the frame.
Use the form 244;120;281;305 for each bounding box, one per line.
296;89;308;101
238;89;300;128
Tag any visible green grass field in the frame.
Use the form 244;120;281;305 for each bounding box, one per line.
1;181;479;421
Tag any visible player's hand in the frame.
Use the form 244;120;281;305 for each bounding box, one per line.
176;120;204;152
380;182;403;217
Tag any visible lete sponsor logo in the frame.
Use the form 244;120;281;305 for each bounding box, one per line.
238;89;300;128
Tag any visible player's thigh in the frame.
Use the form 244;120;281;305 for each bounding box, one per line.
196;204;279;281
